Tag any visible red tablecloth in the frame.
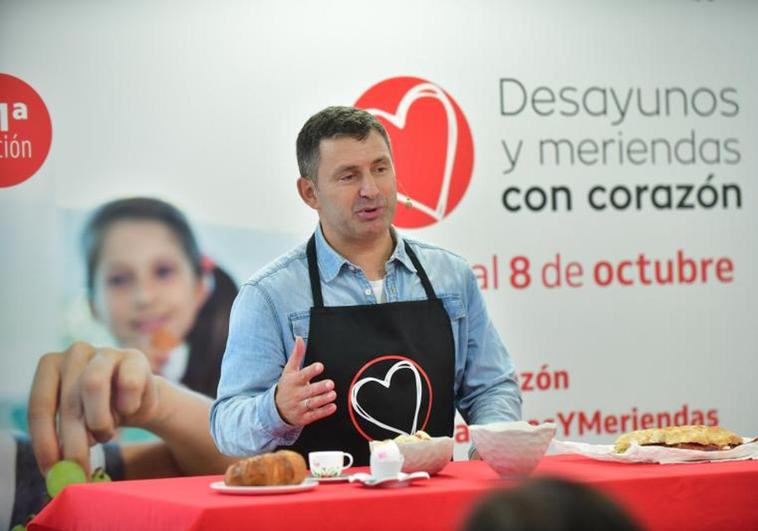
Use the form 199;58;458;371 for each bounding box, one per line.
29;455;758;531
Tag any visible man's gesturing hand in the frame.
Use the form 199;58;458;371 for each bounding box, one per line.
274;337;336;426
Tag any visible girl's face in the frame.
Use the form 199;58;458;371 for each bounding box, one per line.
90;220;208;372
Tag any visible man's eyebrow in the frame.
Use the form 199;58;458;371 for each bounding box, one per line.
332;163;361;176
331;156;391;176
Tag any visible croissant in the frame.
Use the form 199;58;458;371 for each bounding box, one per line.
224;450;307;486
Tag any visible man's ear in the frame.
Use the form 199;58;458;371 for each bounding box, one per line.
297;177;319;209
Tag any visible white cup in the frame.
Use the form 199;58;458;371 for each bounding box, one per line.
308;451;354;478
370;454;404;479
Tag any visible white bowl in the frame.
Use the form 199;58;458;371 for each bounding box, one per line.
369;436;453;475
469;421;556;479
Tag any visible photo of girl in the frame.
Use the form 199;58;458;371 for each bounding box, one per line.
2;197;239;530
80;196;238;398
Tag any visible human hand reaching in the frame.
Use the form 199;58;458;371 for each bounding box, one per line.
28;342;162;476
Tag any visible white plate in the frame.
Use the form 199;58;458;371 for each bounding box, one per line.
309;474;350;483
349;471;430;488
210;478;318;495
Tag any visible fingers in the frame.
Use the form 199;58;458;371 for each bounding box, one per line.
58;342;98;474
275;372;336;427
275;338;339;426
301;378;334;400
302;398;337;424
304;388;336;411
80;350;119;443
59;393;91;475
298;361;326;385
113;350;152;416
293;378;337;425
28;342;158;477
28;352;64;475
283;336;307;373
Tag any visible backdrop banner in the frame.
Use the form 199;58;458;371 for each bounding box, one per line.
1;1;755;460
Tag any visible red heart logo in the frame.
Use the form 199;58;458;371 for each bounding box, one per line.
356;77;474;229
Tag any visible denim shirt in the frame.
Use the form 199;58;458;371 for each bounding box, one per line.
210;226;522;457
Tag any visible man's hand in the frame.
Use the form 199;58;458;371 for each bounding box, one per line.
274;337;336;426
28;342;161;476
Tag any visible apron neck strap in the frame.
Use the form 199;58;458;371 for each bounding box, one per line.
403;241;438;300
305;233;439;308
306;234;324;307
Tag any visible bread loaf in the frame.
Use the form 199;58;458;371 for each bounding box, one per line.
614;425;743;454
224;450;307;486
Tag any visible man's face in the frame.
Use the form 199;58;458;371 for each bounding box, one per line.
301;130;397;249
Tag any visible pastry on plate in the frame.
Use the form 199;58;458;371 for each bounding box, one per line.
393;430;432;444
614;425;743;454
224;450;307;486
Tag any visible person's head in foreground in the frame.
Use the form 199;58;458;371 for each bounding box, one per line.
463;477;641;531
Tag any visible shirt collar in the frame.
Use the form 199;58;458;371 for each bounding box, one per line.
314;225;417;283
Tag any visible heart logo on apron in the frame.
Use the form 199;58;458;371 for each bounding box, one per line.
350;360;423;437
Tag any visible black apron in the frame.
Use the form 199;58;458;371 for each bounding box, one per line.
287;234;455;465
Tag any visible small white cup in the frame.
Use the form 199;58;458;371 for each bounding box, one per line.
308;451;354;478
370;454;404;479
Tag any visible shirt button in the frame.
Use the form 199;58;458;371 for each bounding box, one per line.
349;266;356;271
364;288;372;296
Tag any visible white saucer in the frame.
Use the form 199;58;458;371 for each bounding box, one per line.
309;474;350;483
349;471;430;488
210;478;318;495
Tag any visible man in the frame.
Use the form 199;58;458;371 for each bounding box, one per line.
211;106;521;465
